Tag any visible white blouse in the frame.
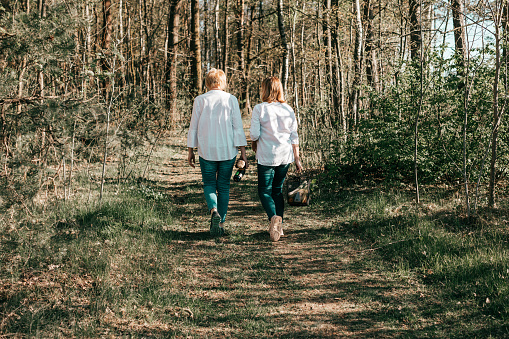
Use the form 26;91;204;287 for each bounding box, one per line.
250;102;299;166
187;90;247;161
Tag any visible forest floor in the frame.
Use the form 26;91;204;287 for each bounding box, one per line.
155;135;431;338
1;130;508;338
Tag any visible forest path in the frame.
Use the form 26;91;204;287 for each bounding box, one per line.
152;133;426;338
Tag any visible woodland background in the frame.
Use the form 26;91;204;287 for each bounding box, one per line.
1;0;509;336
1;0;509;216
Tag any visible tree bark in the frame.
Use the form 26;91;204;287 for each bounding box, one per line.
214;0;221;68
236;0;247;112
408;0;421;61
277;0;289;92
488;23;501;208
203;0;210;68
101;0;113;97
364;0;379;92
350;0;363;126
166;0;182;125
38;0;46;17
190;0;203;96
222;0;230;75
451;0;467;76
316;4;324;102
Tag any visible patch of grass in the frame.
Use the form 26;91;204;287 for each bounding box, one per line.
3;140;509;338
314;182;509;336
0;181;193;337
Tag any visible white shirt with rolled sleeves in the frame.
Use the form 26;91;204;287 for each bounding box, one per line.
187;90;247;161
250;102;299;166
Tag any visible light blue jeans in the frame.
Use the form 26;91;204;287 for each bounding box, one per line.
257;163;290;221
199;157;236;223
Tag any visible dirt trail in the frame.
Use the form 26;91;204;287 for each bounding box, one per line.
155;136;425;338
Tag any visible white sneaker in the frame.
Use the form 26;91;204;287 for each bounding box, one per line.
269;216;282;242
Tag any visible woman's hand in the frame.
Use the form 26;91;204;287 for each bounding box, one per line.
294;156;303;173
292;144;303;173
251;140;257;153
188;148;196;168
239;146;248;169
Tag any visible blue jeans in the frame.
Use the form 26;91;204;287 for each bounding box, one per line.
257;163;290;221
199;157;236;223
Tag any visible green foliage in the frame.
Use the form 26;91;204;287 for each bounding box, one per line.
322;49;508;187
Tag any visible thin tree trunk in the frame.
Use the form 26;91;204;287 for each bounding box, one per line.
236;0;247;112
203;0;210;68
316;4;324;102
291;3;299;120
38;0;46;17
69;121;76;197
222;0;230;75
300;2;306;106
277;0;289;92
409;0;421;61
214;0;221;68
101;0;113;98
166;0;182;125
489;23;502;208
451;0;467;78
350;0;363;126
190;0;203;95
335;34;346;136
413;0;424;204
364;0;379;92
324;0;333;94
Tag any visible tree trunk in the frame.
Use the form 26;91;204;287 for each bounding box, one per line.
350;0;363;126
203;0;210;68
277;0;289;92
222;0;230;75
101;0;113;97
236;0;247;112
316;4;324;102
408;0;421;61
324;0;333;91
364;0;379;92
38;0;46;17
335;33;346;135
488;24;502;208
214;0;221;68
300;2;307;107
291;2;299;120
190;0;203;96
166;0;182;125
451;0;467;76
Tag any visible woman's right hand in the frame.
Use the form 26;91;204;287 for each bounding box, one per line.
294;156;303;173
251;140;257;153
188;148;196;168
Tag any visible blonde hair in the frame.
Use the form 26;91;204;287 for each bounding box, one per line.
205;68;227;90
261;76;286;103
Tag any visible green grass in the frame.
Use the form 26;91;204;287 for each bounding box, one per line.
2;159;509;337
317;183;509;336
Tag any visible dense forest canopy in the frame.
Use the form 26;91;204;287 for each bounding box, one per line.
0;0;508;216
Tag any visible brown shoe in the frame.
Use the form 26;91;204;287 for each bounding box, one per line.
269;216;282;242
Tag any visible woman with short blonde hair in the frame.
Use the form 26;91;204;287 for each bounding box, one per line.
205;68;227;90
250;76;302;242
187;68;247;236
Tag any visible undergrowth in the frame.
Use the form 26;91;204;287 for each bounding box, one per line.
317;178;509;336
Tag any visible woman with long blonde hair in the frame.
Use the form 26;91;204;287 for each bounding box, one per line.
250;76;302;242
